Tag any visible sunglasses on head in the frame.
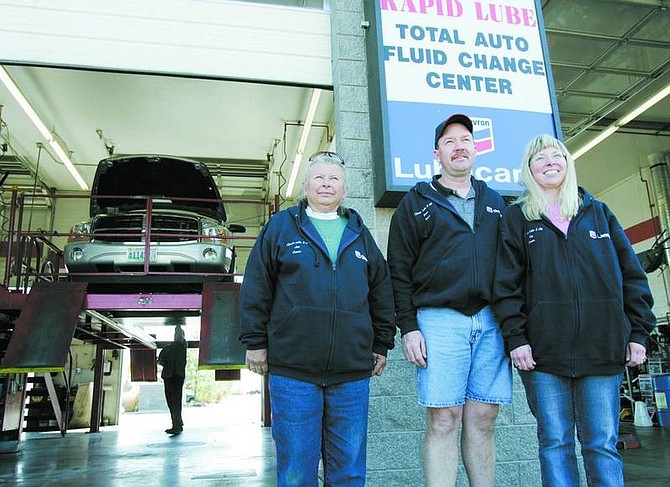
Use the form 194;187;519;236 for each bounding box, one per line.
309;151;345;165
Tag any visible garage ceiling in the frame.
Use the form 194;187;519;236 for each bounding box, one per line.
543;0;670;195
0;68;334;225
0;0;669;234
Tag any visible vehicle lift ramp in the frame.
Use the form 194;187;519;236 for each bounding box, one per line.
0;281;252;441
0;281;88;438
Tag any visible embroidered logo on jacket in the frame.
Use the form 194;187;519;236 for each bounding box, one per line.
486;205;502;217
286;240;308;254
589;230;611;240
526;226;544;244
413;202;433;222
355;250;368;262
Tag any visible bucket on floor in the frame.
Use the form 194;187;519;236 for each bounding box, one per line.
652;373;670;428
658;410;670;428
633;400;653;427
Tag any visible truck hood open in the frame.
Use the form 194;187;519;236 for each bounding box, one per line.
89;155;226;222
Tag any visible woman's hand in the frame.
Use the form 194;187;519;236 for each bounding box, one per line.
246;349;268;375
372;353;387;376
626;342;647;367
510;344;536;371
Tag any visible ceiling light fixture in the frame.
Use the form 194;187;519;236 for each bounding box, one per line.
572;126;618;160
0;65;89;190
573;82;670;160
285;88;322;198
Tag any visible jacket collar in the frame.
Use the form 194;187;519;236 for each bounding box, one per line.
415;175;487;199
578;187;593;207
289;199;363;232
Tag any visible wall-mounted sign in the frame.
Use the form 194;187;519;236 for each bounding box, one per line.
365;0;561;207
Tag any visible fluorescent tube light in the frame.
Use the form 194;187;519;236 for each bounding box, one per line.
49;140;89;190
618;83;670;126
0;69;51;141
285;88;323;198
0;65;89;190
572;126;617;159
573;82;670;160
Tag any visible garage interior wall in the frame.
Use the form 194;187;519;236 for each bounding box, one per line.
65;341;123;427
599;170;670;318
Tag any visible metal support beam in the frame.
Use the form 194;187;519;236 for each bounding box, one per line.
261;375;271;428
89;344;105;433
42;373;65;435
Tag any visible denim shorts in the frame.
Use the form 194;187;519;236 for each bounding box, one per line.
416;306;512;407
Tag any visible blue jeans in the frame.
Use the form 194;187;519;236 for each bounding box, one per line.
521;371;623;487
269;374;370;487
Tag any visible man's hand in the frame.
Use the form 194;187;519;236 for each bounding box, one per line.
246;349;268;375
402;330;427;368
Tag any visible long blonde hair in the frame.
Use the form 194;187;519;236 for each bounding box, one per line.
516;134;580;221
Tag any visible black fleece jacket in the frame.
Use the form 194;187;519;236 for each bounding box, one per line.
493;190;655;377
387;176;505;335
239;200;396;386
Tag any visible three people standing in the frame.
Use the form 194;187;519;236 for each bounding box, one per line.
239;122;654;487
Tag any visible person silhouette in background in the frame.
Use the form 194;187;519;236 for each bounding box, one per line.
158;323;188;435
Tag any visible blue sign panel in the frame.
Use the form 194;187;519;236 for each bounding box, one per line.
365;0;561;206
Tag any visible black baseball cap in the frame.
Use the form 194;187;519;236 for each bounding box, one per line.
434;114;474;148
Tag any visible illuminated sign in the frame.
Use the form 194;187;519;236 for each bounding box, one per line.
365;0;561;206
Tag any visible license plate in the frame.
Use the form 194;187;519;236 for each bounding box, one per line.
126;247;157;262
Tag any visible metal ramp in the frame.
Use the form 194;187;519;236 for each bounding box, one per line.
198;282;245;372
0;281;88;373
0;281;87;436
198;282;270;425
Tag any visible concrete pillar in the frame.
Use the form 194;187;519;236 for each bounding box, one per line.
329;2;541;485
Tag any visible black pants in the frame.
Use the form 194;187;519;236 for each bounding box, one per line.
164;376;185;429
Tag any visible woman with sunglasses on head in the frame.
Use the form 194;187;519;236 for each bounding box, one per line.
493;134;655;487
239;151;396;487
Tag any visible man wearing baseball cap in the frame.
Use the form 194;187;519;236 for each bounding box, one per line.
388;114;512;487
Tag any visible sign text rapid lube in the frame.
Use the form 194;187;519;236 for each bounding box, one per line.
366;0;560;206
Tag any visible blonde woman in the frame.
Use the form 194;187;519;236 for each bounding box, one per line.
493;134;655;487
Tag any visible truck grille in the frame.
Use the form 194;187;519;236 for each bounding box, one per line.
91;214;200;243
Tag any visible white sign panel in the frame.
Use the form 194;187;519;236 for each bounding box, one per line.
369;0;560;202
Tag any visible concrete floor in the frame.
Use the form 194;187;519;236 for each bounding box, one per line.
0;395;669;486
619;421;670;487
0;394;276;486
